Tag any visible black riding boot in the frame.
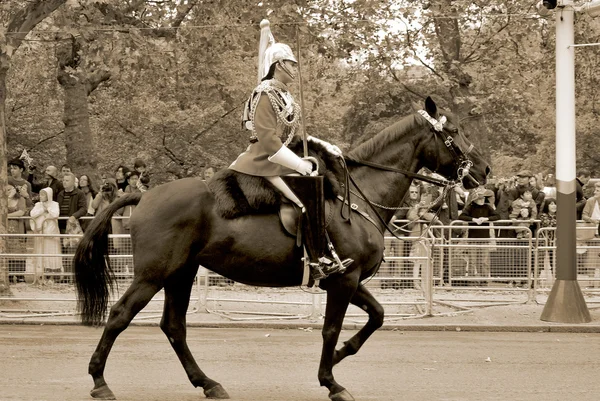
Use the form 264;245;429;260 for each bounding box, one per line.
283;176;353;279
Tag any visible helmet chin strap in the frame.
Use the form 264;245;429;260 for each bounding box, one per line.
278;61;296;80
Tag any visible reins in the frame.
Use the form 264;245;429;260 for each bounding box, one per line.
338;156;454;242
336;109;474;242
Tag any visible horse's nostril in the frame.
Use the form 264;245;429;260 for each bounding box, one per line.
485;166;491;176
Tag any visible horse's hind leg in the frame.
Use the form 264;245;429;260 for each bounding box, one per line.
161;270;230;399
89;279;161;400
332;284;384;366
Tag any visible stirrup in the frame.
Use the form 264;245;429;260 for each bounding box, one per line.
309;256;353;280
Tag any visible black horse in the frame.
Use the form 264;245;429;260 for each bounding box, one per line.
74;97;489;401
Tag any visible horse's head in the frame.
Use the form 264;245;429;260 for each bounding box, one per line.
416;96;490;190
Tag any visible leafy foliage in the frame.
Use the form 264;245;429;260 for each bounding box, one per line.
3;0;600;188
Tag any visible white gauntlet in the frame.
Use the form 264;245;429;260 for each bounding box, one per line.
268;145;313;176
307;136;343;157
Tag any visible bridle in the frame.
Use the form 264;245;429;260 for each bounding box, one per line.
340;109;479;240
416;109;475;183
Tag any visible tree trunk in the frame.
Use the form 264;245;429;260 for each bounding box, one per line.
0;66;9;292
0;0;66;292
57;71;98;176
56;37;109;179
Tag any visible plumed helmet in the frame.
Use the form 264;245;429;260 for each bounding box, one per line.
262;42;297;79
257;20;297;82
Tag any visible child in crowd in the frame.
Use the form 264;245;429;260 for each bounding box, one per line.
515;207;533;239
510;188;538;220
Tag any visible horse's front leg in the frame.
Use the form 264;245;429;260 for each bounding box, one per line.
333;284;384;366
318;275;359;401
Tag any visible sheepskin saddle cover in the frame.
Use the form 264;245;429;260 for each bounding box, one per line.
207;138;345;219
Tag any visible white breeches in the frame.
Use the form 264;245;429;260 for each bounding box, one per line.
266;176;304;209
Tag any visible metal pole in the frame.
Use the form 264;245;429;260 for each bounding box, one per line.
541;2;591;322
296;25;309;158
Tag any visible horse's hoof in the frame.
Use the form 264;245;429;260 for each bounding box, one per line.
329;389;355;401
204;383;230;399
90;384;116;400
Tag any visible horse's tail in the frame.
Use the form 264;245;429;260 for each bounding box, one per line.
74;192;143;326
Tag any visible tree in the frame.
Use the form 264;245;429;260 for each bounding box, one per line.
0;0;66;292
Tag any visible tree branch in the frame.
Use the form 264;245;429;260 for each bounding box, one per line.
162;133;186;166
5;0;67;55
193;103;243;141
28;130;65;151
86;69;111;95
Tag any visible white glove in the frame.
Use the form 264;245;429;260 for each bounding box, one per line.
308;136;343;157
268;145;313;176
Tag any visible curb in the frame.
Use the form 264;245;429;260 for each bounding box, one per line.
2;318;600;333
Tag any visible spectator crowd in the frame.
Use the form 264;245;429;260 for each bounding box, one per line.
386;168;599;289
5;155;152;282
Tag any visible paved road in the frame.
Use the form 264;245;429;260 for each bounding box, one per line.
1;325;599;401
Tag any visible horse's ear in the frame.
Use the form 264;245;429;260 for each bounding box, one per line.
424;96;437;117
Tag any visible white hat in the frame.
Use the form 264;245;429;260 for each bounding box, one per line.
257;20;297;82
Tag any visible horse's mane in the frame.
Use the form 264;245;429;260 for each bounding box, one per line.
348;113;421;161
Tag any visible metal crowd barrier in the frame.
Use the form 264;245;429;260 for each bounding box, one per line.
2;217;600;320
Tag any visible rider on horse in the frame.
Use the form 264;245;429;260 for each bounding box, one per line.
229;20;352;279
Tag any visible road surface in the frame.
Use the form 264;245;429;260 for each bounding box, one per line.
1;325;599;401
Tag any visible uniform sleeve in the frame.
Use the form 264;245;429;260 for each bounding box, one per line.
254;93;284;155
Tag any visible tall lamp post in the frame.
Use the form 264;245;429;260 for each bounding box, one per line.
539;0;600;323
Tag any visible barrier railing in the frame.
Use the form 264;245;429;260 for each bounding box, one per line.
2;218;600;320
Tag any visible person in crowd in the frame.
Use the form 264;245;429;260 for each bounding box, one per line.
57;172;87;280
529;174;543;191
510;188;538;220
203;166;215;182
6;183;28;282
60;164;72;178
57;172;88;234
133;158;146;175
387;184;423;289
132;158;150;192
114;165;130;193
92;178;120;217
490;177;512;219
511;170;544;213
539;198;557;276
458;187;500;284
43;166;64;201
514;207;534;239
122;171;142;234
406;185;442;290
8;158;33;211
582;181;600;226
124;170;141;194
30;188;62;278
542;174;557;200
92;177;127;272
539;198;558;231
576;168;591;220
581;181;600;284
78;174;97;230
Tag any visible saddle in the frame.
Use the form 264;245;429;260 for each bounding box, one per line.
207;138;345;220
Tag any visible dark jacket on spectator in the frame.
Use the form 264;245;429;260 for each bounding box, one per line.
49;178;64;202
576;178;587;220
57;187;87;232
458;202;501;238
